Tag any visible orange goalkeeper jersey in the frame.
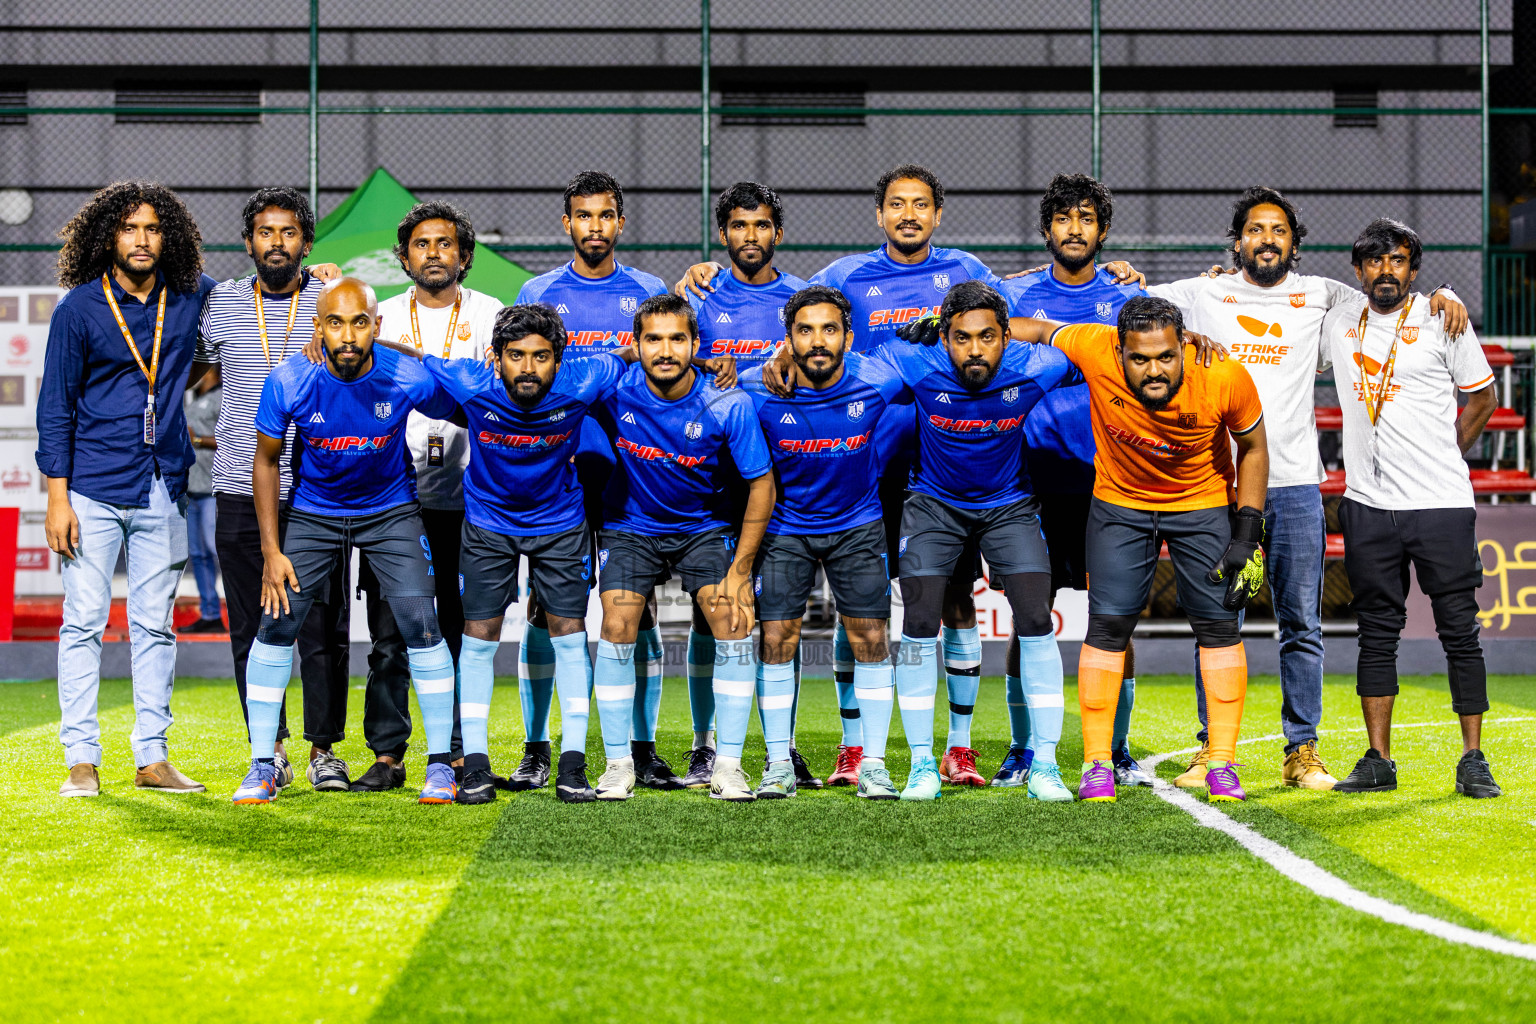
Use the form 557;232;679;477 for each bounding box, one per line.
1050;323;1264;511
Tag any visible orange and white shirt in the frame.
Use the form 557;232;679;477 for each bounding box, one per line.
1320;292;1493;510
1148;271;1358;489
1051;323;1264;512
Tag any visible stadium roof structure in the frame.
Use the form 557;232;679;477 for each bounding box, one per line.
308;167;532;303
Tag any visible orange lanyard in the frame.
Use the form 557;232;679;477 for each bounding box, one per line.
409;287;463;358
101;273;165;398
1354;296;1414;426
254;278;302;367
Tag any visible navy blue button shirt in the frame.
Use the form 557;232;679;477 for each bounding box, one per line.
35;271;217;506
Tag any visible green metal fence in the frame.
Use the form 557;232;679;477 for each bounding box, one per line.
0;0;1530;329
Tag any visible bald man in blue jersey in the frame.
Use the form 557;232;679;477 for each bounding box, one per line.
235;278;462;806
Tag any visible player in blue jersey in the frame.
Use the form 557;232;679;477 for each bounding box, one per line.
513;171;680;791
590;294;776;802
232;278;463;806
680;165;1009;787
765;280;1083;801
992;174;1153;789
741;285;909;799
375;301;736;803
669;182;815;790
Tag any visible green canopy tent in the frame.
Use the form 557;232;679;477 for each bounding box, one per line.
307;167;534;303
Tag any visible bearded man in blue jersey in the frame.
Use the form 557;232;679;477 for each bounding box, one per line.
514;171;681;791
667;182;820;790
766;280;1082;801
741;285;909;799
991;174;1152;789
234;278;463;806
590;294;776;802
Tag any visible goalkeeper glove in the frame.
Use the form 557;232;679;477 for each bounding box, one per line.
895;312;941;346
1206;506;1266;611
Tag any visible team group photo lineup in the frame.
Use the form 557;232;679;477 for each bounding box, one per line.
41;163;1508;808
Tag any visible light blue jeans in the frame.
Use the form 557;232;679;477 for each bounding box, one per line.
185;494;221;620
58;477;189;768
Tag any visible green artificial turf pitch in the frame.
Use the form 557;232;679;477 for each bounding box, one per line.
1;673;1534;1023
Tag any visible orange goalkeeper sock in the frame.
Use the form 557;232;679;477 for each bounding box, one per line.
1077;645;1126;763
1200;644;1248;763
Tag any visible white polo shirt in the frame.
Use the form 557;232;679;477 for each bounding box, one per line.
1320;292;1494;510
376;285;503;511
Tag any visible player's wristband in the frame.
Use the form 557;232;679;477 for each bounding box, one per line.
1232;506;1264;544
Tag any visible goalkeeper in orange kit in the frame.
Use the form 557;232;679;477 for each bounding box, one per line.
1008;295;1268;801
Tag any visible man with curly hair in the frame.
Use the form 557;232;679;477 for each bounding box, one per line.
37;181;217;798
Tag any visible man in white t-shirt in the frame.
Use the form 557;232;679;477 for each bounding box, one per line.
376;201;506;794
1320;218;1500;799
1148;187;1467;791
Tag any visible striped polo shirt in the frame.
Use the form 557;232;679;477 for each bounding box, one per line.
195;272;325;499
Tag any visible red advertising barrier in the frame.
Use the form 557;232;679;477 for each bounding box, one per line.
0;506;17;642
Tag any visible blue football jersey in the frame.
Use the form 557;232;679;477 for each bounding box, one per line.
596;366;773;536
869;341;1081;510
515;261;669;359
811;245;1003;353
740;353;907;535
422;354;626;537
255;346;456;516
689;268;809;370
1001;266;1145;494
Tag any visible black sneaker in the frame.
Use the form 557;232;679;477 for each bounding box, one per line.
555;751;596;803
789;747;824;790
1456;749;1502;798
680;746;715;789
177;617;226;635
507;742;552;791
350;760;406;792
633;744;685;790
1333;748;1398;793
456;766;498;804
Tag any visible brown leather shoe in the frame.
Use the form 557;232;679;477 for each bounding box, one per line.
60;763;100;798
134;761;206;793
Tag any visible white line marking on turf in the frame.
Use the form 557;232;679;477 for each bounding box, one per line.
1144;717;1536;963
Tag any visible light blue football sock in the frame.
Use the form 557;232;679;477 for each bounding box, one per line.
757;659;797;764
687;627;716;747
895;634;938;760
712;638;757;759
458;635;499;758
243;638;293;760
942;625;981;750
1005;672;1030;750
551;631;592;755
1112;676;1137;754
594;639;637;760
407;640;456;755
1018;633;1064;767
852;661;895;760
518;624;554;744
631;626;663;743
834;620;862;746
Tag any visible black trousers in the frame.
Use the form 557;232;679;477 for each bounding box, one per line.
1339;498;1489;715
358;507;468;759
215;493;349;745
